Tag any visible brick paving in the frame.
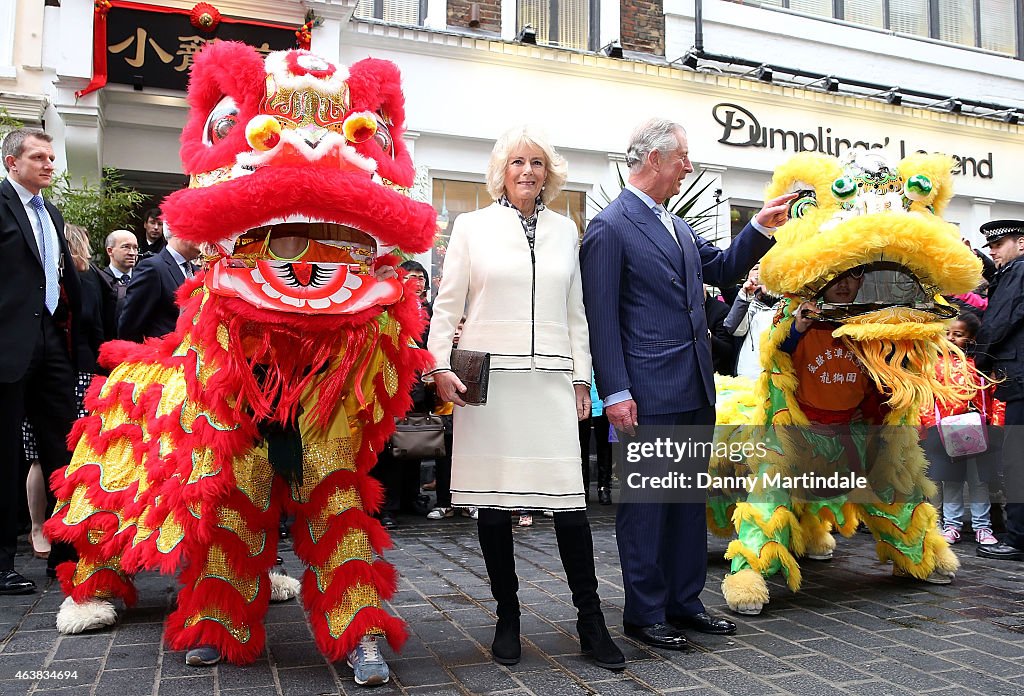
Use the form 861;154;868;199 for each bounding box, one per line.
2;504;1023;695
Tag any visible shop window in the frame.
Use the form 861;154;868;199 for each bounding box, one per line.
730;204;759;241
517;0;597;51
430;178;585;297
353;0;424;25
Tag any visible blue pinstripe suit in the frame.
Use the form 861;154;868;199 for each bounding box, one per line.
580;188;773;625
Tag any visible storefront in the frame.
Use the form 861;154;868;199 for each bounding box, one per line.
39;4;1024;280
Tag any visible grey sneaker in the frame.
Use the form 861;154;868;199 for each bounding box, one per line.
185;645;221;666
347;635;390;686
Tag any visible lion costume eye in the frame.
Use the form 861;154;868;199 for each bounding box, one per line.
203;97;239;146
372;118;393;156
831;176;857;201
788;189;817;219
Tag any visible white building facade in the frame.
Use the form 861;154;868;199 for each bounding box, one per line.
5;0;1022;260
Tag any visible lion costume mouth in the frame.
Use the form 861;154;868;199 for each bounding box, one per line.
802;260;957;324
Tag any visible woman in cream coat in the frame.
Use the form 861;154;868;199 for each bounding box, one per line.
427;127;624;670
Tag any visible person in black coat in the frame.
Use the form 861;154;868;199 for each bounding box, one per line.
118;231;200;342
705;289;735;376
974;220;1024;562
0;129;82;592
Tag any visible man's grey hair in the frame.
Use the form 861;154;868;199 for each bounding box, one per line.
2;128;53;171
625;119;684;171
105;229;135;249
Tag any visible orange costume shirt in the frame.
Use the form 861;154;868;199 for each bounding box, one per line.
789;323;872;417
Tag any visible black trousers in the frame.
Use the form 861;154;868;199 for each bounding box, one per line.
579;415;613;490
1001;400;1024;548
370;449;422;515
0;316;76;571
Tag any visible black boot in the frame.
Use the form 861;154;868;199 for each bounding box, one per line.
478;509;521;665
554;512;625;670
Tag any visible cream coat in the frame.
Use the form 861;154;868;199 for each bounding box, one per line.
427;204;591;382
426;203;591;510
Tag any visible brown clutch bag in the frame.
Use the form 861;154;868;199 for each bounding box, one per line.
450;349;490;405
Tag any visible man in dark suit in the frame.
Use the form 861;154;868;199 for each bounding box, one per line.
1;128;82;593
974;220;1024;562
118;228;200;342
580;118;793;649
97;229;138;338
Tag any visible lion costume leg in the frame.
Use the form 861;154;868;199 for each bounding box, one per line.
287;434;406;662
163;453;281;664
857;501;959;582
722;484;803;615
53;527;133;635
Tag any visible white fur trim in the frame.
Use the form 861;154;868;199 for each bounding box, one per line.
55;596;117;634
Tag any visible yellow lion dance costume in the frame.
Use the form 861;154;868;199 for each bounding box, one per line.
711;149;983;615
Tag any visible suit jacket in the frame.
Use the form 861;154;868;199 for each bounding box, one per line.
976;257;1024;402
118;247;188;342
580;188;773;415
97;265;130;339
0;177;81;382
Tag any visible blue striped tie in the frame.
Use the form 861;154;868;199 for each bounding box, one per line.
29;195;59;315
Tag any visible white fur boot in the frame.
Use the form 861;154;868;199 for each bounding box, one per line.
269;572;301;602
55;596;118;634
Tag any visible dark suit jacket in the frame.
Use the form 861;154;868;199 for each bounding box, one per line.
0;178;81;382
976;257;1024;402
580;188;773;415
97;265;130;339
118;247;187;342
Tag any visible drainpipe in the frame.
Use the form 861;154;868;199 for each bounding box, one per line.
694;0;704;54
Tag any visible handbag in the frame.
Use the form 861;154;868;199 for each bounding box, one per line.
389;413;446;459
450;349;490;405
935;377;989;459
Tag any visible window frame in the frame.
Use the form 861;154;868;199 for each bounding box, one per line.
355;0;427;26
516;0;601;52
763;0;1021;58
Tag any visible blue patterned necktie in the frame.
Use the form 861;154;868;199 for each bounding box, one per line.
29;195;59;314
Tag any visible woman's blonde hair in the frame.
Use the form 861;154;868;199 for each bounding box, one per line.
64;224;92;273
486;126;568;204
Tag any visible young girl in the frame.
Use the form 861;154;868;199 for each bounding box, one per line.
921;312;1005;545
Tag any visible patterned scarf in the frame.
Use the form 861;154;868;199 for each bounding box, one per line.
498;194;545;246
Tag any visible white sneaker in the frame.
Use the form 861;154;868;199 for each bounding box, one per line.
460;507;478;520
347;635;390;686
427;507;454;520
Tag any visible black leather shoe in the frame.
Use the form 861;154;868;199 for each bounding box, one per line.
379;512;397;530
977;542;1024;561
623;622;688;650
0;570;36;595
597;487;612;505
670;612;736;635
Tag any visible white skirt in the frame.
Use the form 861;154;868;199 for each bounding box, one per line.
450;370;585;511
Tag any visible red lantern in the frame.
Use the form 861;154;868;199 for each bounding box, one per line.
190;2;222;32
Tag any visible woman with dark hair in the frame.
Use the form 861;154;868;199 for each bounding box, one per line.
426;126;624;670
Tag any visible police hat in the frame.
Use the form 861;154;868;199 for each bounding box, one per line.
981;219;1024;247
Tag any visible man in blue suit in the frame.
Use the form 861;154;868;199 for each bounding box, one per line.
580;118;794;649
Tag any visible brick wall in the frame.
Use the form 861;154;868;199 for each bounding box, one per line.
621;0;664;56
447;0;501;33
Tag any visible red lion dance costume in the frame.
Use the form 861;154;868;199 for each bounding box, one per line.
44;42;436;681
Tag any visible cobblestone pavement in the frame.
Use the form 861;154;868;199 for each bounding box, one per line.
2;504;1023;695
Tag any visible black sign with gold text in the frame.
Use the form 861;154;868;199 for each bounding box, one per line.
106;7;295;91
